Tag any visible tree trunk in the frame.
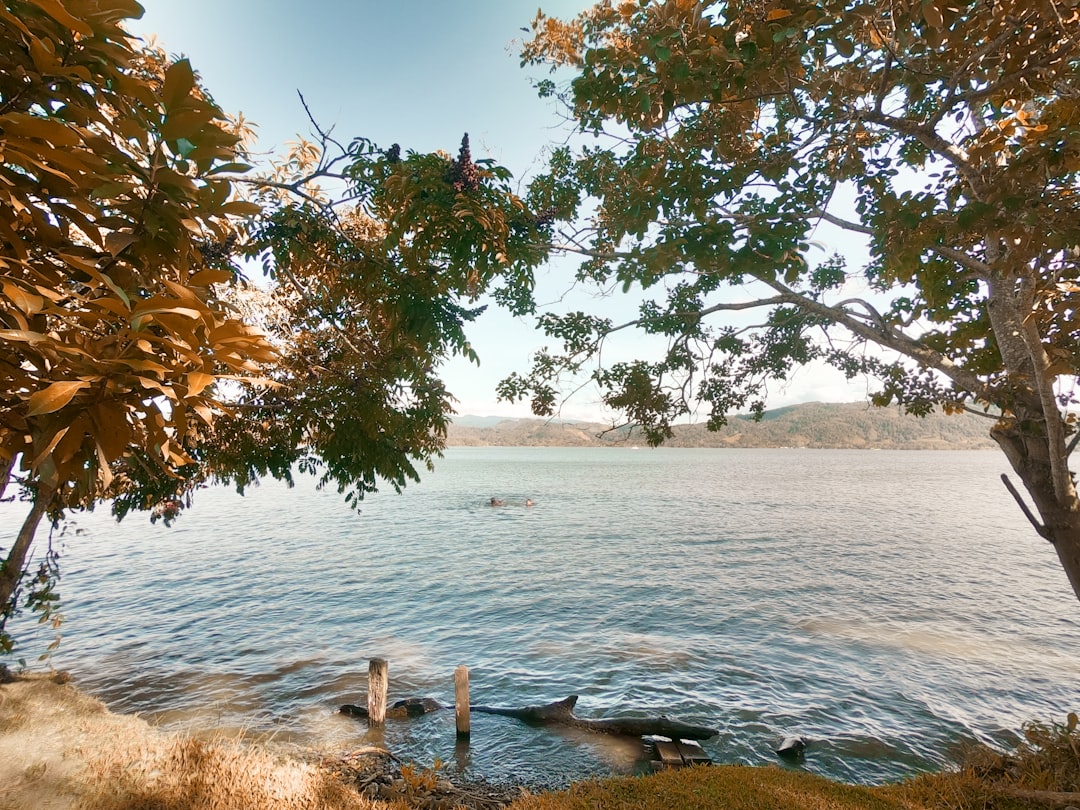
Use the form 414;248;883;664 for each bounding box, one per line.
983;267;1080;603
0;454;14;504
0;484;54;620
992;419;1080;602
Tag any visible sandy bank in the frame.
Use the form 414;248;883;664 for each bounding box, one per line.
0;671;148;810
0;671;377;810
0;671;534;810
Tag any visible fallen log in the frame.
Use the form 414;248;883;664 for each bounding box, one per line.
470;695;718;740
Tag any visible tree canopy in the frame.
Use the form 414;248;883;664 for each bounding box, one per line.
0;0;546;650
506;0;1080;601
0;0;277;647
195;129;549;511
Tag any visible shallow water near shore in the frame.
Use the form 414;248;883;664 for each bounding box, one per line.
2;447;1078;788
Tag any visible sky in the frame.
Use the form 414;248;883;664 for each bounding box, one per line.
125;0;872;421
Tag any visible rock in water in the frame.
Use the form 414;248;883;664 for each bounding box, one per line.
775;735;807;760
388;697;444;718
339;697;444;721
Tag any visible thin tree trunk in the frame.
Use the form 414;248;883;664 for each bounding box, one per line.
0;484;54;618
0;454;15;504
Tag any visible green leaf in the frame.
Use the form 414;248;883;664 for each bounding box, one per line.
655;45;671;62
176;138;197;158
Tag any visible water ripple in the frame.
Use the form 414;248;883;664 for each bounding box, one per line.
1;448;1077;786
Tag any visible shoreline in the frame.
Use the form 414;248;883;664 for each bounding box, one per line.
0;671;539;810
3;670;1078;810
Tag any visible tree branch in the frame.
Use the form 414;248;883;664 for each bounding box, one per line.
858;110;985;197
927;244;994;277
1021;311;1079;505
758;275;994;399
1001;474;1053;540
810;209;873;235
602;296;789;337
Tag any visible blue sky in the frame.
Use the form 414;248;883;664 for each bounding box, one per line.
126;1;869;421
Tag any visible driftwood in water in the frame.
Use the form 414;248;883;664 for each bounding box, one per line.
470;695;718;740
340;697;444;720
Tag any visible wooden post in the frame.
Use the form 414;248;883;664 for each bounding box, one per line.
368;658;388;727
454;665;470;739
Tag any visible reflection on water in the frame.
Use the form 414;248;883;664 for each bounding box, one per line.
1;447;1077;786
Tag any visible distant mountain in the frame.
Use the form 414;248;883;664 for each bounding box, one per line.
450;414;523;428
447;402;999;450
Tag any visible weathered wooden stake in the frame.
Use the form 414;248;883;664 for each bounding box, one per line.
368;658;388;727
454;665;470;739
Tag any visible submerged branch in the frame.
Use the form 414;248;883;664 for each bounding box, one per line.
471;695;719;740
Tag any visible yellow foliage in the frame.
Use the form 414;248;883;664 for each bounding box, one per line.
0;0;273;513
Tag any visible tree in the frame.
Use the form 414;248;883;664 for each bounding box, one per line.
0;0;275;648
184;128;547;512
506;0;1080;601
0;2;548;650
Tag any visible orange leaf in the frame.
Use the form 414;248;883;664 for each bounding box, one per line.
31;426;69;469
162;59;196;112
186;371;214;397
188;268;233;286
2;281;44;315
29;0;93;36
0;328;50;344
766;8;792;20
26;380;89;416
104;232;137;257
90;402;132;463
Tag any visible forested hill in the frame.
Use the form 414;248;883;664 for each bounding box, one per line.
447;402;999;450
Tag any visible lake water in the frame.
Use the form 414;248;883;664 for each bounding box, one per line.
2;447;1078;787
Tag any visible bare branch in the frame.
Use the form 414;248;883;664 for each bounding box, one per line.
811;209;873;235
1001;473;1052;541
927;244;994;277
297;90;350;161
873;51;893;115
962;404;999;420
858;110;985;197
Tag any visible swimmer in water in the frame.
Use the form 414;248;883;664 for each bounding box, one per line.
525;498;534;507
489;497;505;506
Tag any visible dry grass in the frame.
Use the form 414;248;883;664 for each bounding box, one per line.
508;715;1080;810
0;674;400;810
77;734;390;810
506;764;922;810
885;713;1080;810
